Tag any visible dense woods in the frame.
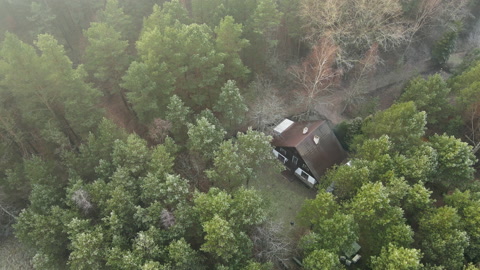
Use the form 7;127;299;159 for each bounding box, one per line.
1;0;480;269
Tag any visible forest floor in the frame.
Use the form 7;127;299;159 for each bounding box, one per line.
0;236;33;270
253;169;315;233
314;56;433;125
252;169;316;268
101;93;148;137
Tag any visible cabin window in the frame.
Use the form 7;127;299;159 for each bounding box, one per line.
300;171;309;179
292;156;298;166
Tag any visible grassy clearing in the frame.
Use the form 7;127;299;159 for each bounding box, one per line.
252;169;316;239
0;236;34;270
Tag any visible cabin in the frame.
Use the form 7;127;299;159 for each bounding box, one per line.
272;119;347;188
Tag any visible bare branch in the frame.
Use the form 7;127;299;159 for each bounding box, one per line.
289;38;341;117
252;221;293;264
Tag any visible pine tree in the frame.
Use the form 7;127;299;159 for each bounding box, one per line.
213;80;248;132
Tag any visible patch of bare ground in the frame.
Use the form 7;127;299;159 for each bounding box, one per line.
0;236;34;270
313;55;433;123
100;93;148;137
252;169;316;269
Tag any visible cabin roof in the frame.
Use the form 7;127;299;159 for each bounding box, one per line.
272;120;326;147
272;119;347;179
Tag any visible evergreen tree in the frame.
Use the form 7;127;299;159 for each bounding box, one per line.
214;80;248;131
84;22;129;95
357;102;426;153
215;16;250;82
399;74;452;126
187;117;226;162
429;134;476;190
165;95;191;142
96;0;132;39
0;33;102;149
418;206;469;269
371;244;423;270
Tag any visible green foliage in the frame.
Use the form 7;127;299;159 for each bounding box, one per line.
394;144;438;184
142;1;190;33
403;183;434;221
14;206;75;268
67;227;106;269
453;48;480;76
429;134;476;190
347;182;413;256
206;140;246;190
165;95;191;141
207;128;282;190
187;117;226;161
96;0;132;39
166;238;204;270
84;22;129;94
196;109;223;132
121;55;174;124
242;261;274;270
215;16;250;82
194;187;267;230
214;80;248;132
27;1;56;40
141;173;189;209
191;0;226;27
303;249;345;270
63;118;127;181
201;215;239;262
298;191;358;266
244;0;283;71
371;244;423;270
418;206;469;270
113;134;150;176
357;102;426;153
445;190;480;263
148;143;175;176
124;19;228;121
236;128;283;185
432;29;459;67
0;33;102;149
451;60;480;105
334;117;363;151
250;0;283;37
355;135;395;177
399;74;452;126
321;162;370;200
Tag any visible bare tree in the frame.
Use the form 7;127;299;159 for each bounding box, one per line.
408;0;470;43
299;0;470;64
148;118;171;144
161;209;176;229
71;189;93;214
464;104;480;154
248;78;288;133
0;198;17;237
289;38;341;118
342;43;382;113
252;221;293;265
299;0;411;57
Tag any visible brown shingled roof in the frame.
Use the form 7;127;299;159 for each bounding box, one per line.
272;120;326;147
272;120;347;180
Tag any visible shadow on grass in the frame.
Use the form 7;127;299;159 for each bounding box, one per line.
251;169;317;242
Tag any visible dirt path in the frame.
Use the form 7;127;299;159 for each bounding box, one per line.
314;57;434;124
101;93;148;136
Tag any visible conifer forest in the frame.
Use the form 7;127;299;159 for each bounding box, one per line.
1;0;480;269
